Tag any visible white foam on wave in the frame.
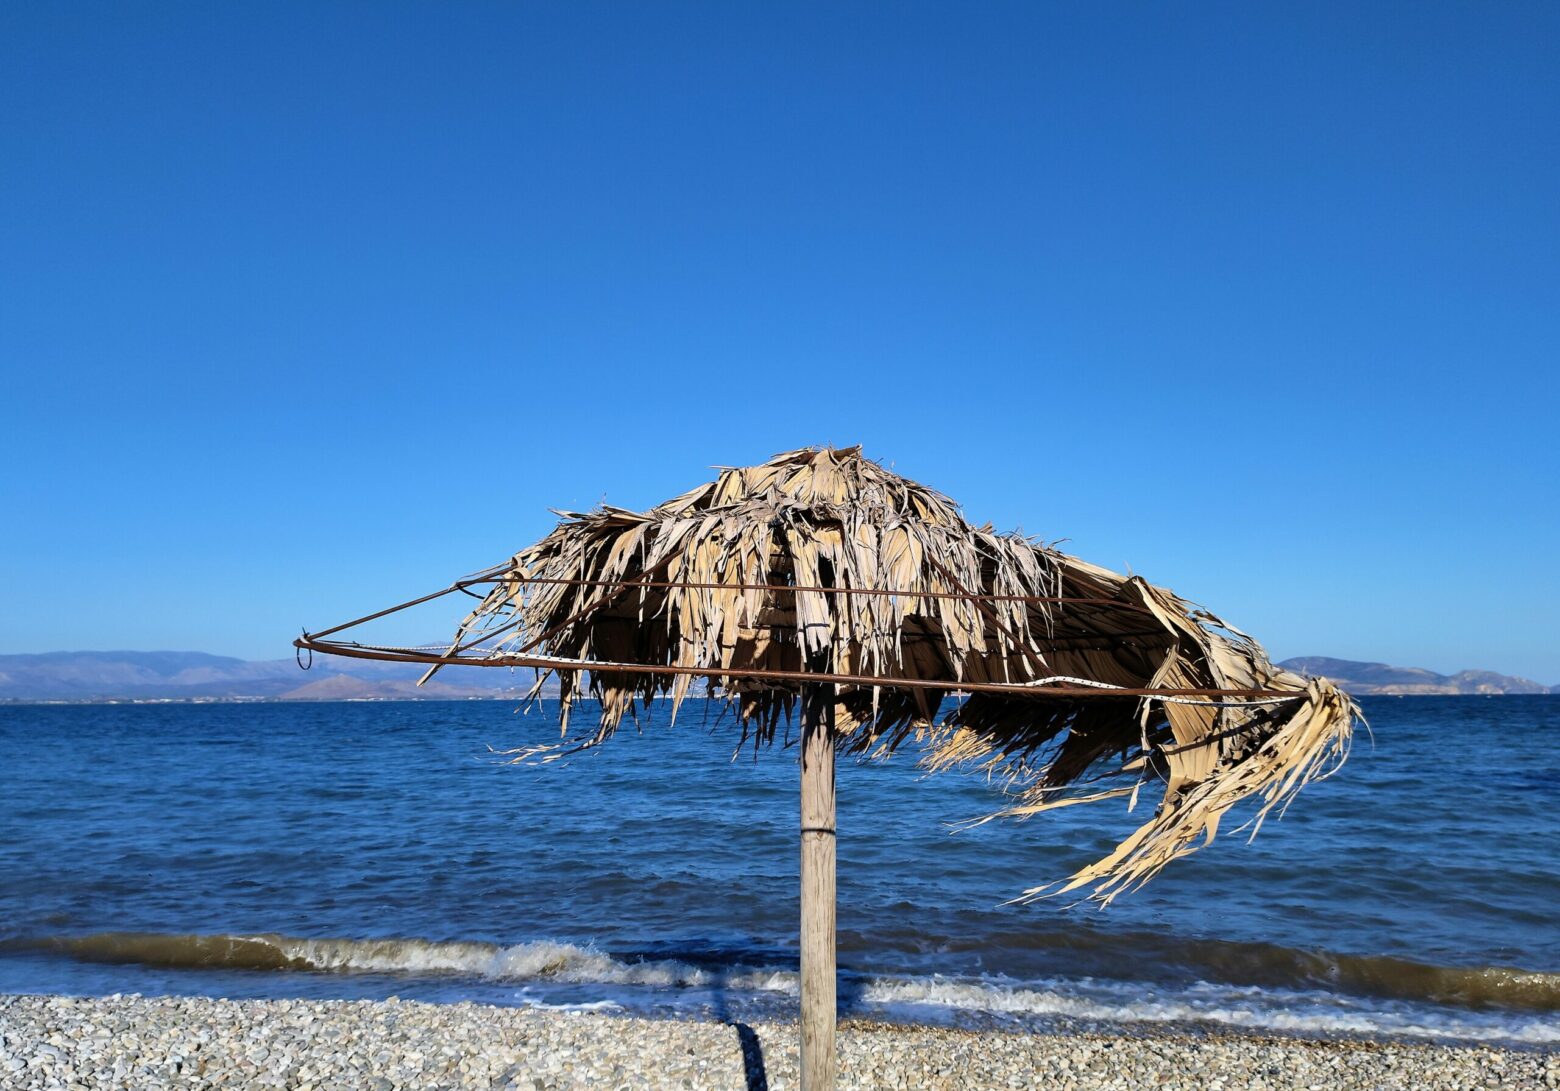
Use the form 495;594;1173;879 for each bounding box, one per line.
860;975;1560;1045
518;997;625;1014
243;934;1557;1045
264;935;798;994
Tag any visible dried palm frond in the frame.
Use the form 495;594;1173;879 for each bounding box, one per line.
426;446;1356;904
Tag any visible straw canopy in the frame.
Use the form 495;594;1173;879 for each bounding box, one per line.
306;446;1355;904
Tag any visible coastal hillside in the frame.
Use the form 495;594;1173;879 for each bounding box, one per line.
0;650;552;702
1;650;1552;702
1280;656;1555;695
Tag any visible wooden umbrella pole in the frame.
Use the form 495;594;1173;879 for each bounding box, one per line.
799;668;838;1091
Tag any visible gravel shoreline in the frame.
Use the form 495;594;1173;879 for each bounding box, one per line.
0;993;1552;1090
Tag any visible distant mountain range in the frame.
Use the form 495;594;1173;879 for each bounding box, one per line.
0;650;1552;703
0;650;553;702
1278;657;1556;696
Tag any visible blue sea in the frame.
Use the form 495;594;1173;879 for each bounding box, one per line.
1;696;1555;1046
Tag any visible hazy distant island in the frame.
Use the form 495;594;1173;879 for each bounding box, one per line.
0;650;1554;703
1278;656;1556;696
0;650;550;703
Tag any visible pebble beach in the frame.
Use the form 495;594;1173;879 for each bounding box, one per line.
1;993;1552;1091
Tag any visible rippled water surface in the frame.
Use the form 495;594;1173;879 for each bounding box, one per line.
0;696;1555;1044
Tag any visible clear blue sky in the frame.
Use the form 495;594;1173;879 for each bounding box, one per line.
3;3;1556;681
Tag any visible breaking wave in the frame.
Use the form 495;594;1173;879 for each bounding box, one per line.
858;976;1560;1045
11;930;1558;1045
20;932;798;993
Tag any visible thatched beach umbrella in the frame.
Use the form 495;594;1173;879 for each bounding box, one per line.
296;446;1355;1090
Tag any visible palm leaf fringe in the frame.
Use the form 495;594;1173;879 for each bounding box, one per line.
441;446;1357;904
